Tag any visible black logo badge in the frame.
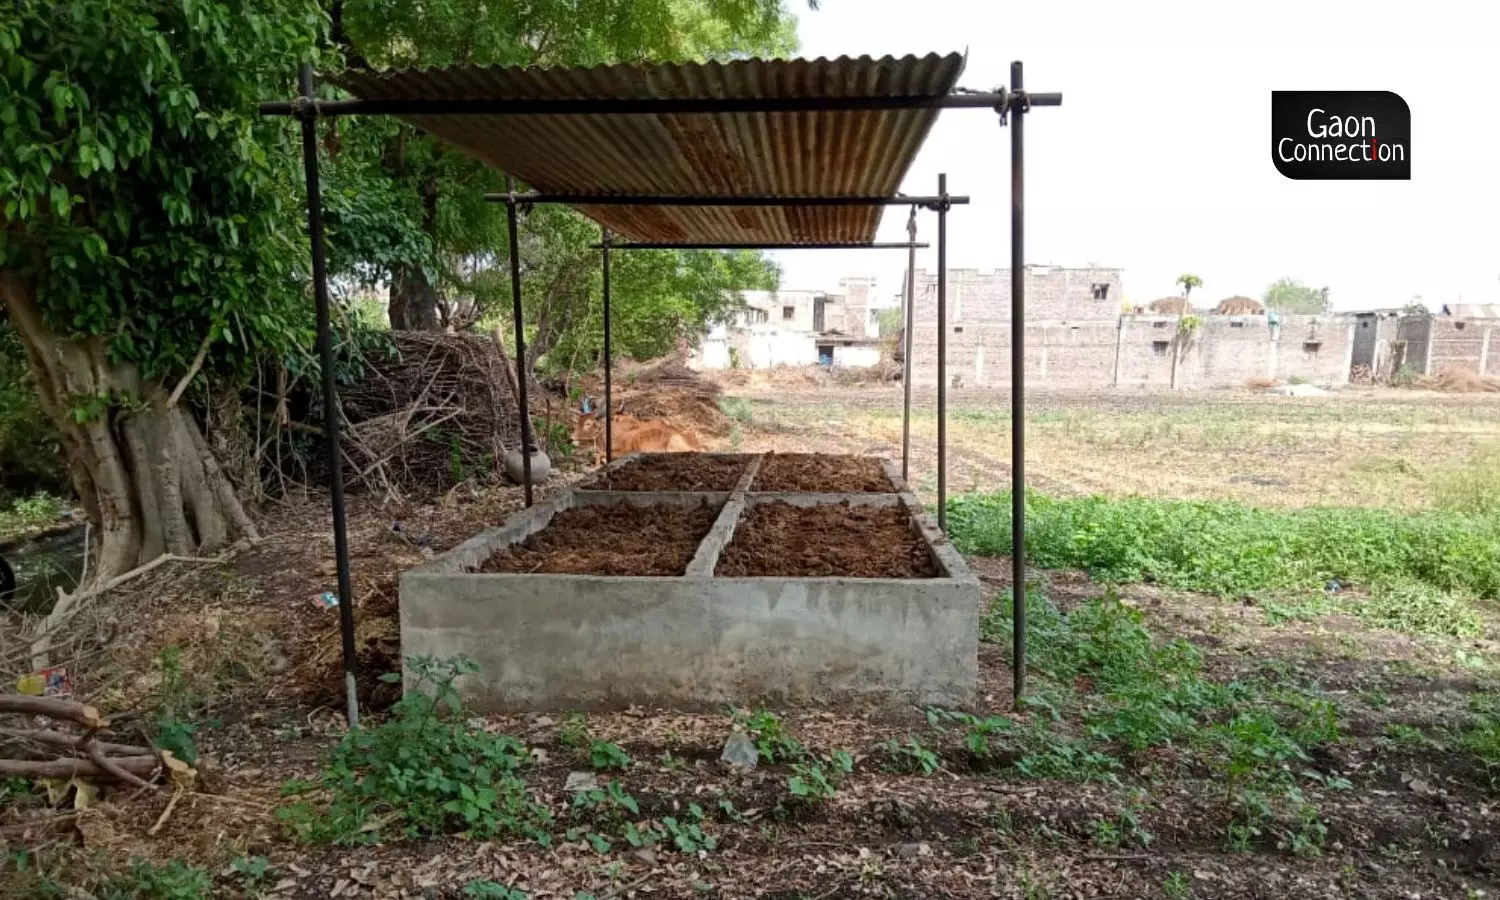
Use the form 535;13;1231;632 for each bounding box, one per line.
1272;91;1410;180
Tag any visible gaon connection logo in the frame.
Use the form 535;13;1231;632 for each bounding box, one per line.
1271;91;1411;180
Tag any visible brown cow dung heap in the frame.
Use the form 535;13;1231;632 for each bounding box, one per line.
477;500;718;576
586;453;748;492
716;501;938;578
752;453;895;493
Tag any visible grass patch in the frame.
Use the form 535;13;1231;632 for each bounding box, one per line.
948;491;1500;599
1431;445;1500;516
0;491;63;537
1355;579;1484;638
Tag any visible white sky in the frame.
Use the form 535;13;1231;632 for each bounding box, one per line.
770;0;1500;311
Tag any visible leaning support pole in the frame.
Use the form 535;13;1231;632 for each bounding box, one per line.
505;177;535;507
936;174;949;533
1009;61;1028;704
901;207;917;484
602;227;613;463
297;64;359;729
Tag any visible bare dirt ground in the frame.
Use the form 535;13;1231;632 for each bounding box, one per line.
4;384;1498;899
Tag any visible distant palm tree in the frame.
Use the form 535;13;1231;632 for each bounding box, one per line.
1176;274;1203;300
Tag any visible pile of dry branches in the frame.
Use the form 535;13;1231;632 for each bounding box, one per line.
602;353;732;439
293;332;525;500
0;694;187;789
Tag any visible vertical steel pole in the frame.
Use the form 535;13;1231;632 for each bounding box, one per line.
1010;61;1028;704
936;174;948;533
602;227;613;463
901;207;916;484
505;176;534;506
298;64;358;729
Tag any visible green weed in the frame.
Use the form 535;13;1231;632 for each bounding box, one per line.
731;709;805;764
1355;579;1483;638
588;740;631;772
1161;872;1190;900
464;881;529;900
97;858;211;900
883;737;939;775
788;750;854;803
948;491;1500;599
277;656;550;845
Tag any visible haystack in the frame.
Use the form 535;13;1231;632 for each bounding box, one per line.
1215;296;1264;315
1149;296;1196;315
1415;368;1500;393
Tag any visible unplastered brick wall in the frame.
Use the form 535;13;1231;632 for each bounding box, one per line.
839;277;874;339
910;314;1356;390
1427;318;1493;374
910;266;1125;326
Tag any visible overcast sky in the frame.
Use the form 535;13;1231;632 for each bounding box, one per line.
769;0;1500;311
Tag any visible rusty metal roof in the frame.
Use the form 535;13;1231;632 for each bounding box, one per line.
333;54;966;245
1442;303;1500;319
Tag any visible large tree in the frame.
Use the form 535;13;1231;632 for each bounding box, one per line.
325;0;799;333
1263;278;1331;314
0;0;324;579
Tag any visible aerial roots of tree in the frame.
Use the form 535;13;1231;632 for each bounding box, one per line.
0;275;257;585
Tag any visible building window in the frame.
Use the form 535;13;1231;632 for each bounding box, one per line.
1091;283;1110;300
954;326;964;334
782;305;795;321
1361;320;1370;328
1455;321;1467;330
1230;321;1245;328
1152;341;1170;358
1154;321;1168;329
1303;341;1321;356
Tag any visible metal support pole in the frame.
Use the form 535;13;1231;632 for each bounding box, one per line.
505;176;535;506
936;174;949;534
602;227;613;463
1009;61;1028;704
901;207;917;484
297;63;359;729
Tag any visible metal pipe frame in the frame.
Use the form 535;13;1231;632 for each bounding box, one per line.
504;178;536;507
486;193;970;208
601;227;613;464
901;207;916;484
296;63;360;729
588;242;929;251
935;173;949;534
1007;62;1029;705
272;55;1062;729
260;91;1062;119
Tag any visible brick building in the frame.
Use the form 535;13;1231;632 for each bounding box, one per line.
905;266;1356;389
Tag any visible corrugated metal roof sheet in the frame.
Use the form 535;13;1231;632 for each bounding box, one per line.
1443;303;1500;319
333;54;966;245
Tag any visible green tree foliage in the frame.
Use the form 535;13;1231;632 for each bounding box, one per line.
0;317;65;501
1175;273;1203;299
1263;278;1331;314
323;0;797;342
0;0;325;577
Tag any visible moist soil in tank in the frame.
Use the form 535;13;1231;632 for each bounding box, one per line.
715;501;938;578
585;453;748;492
477;500;719;576
751;453;895;493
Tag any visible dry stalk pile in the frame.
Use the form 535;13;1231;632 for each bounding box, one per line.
338;332;523;497
607;353;731;439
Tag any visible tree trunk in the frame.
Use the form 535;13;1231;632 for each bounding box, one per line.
388;263;441;331
0;274;257;586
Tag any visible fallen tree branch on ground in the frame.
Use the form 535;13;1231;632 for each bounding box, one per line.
0;693;192;791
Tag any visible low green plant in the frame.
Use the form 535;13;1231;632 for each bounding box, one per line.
588;739;631;772
230;856;277;895
277;656;550;845
719;397;753;424
788;749;853;803
152;646;200;765
464;881;529;900
884;737;939;775
558;712;590;752
1161;872;1190;900
97;858;211;900
731;708;804;764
